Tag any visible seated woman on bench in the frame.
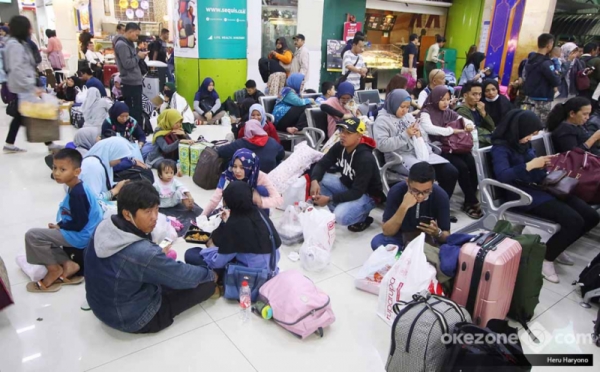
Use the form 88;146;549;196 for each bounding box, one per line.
491;109;600;283
272;73;312;134
547;96;600;156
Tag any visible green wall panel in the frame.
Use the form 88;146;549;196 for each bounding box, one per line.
175;57;200;105
198;59;248;101
445;0;484;76
320;0;366;86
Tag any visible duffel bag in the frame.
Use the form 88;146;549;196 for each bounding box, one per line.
193;147;223;190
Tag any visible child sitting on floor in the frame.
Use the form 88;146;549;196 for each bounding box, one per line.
153;159;195;210
25;149;103;292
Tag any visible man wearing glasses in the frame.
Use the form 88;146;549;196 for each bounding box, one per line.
370;162;451;250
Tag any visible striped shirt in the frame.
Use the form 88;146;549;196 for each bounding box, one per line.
342;51;365;90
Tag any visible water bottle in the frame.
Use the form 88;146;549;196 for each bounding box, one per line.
239;279;251;322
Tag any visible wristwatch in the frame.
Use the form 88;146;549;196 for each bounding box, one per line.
436;228;443;239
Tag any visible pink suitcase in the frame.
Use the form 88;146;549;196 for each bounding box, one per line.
451;232;521;327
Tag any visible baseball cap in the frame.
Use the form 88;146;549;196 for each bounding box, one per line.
293;34;305;41
336;117;366;134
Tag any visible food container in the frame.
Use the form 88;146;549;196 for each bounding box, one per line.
184;225;211;245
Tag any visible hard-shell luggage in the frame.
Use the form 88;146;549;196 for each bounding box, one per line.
103;65;119;87
451;232;521;327
386;291;471;372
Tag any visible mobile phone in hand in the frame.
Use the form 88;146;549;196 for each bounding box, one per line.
419;216;434;225
159;237;172;250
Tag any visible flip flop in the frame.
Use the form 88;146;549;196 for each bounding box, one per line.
58;276;85;285
26;281;61;293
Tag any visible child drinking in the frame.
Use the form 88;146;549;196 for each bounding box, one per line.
25;149;103;292
153;159;195;210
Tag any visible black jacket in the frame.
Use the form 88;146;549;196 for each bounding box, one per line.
217;138;285;173
311;137;384;204
524;53;560;100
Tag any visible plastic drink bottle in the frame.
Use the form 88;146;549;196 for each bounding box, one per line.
239;280;251;322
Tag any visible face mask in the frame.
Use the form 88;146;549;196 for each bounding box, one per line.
164;90;174;98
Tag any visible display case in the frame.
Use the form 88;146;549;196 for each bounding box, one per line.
261;0;298;58
362;44;403;70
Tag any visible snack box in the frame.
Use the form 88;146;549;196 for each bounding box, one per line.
184;225;211;245
180;162;191;176
178;143;191;164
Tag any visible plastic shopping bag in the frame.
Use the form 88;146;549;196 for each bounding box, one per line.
277;205;304;246
377;233;443;325
354;244;399;295
15;255;47;282
19;93;59;120
298;207;336;271
195;214;222;233
149;111;159;130
279;176;308;211
152;213;178;244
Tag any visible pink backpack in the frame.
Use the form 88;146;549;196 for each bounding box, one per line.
257;270;335;339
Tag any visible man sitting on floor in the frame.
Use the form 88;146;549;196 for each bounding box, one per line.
370;162;451;250
85;181;217;334
310;117;384;232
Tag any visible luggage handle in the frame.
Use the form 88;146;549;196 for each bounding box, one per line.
431;294;467;323
475;232;496;247
482;233;507;251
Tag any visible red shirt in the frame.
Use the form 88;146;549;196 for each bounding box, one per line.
238;121;281;144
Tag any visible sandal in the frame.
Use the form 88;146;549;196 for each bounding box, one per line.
26;281;61;293
463;203;483;220
57;276;85;285
348;216;374;233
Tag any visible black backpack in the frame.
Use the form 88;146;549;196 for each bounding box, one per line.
441;319;532;372
573;251;600;304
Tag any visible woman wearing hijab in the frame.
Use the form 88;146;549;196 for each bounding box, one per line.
458;52;486;85
482;79;513;127
269;37;292;74
421;86;481;218
558;42;579;99
80;137;137;202
146;109;194;167
112;74;123;100
273;73;312;134
101;102;146;145
218;120;284;173
72;127;100;156
186;181;281;277
202;148;282;217
320;82;356;138
374;89;458;195
491;110;599;283
57;75;83;102
237;103;281;143
160;82;195;125
82;87;112;128
193;77;225;125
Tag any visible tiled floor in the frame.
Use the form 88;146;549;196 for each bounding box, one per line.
0;113;599;371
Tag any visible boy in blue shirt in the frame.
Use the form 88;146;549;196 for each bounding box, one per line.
25;149;103;292
316;81;335;104
370;162;451;250
80;67;107;97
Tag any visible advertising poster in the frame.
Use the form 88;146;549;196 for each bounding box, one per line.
173;0;199;59
343;22;363;42
326;40;346;72
197;0;247;59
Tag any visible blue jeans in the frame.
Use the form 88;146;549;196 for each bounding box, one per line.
319;173;376;226
370;233;404;251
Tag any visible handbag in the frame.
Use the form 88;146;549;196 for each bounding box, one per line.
542;169;579;197
335;57;360;88
6;98;18;117
550;148;600;204
440;118;473;154
223;211;278;302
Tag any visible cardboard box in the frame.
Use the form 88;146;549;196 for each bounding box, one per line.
190;164;197;177
180;161;191;176
179;143;191;165
59;102;74;125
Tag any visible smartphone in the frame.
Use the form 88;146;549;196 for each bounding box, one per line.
159;237;172;250
419;216;434;225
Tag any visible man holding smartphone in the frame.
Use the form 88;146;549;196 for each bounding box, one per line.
114;22;147;126
370;162;451;250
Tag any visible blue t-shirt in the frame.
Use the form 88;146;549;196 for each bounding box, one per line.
403;43;418;68
86;77;107;97
382;182;451;240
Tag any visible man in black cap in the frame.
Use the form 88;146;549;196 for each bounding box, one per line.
310;117;385;232
291;34;310;82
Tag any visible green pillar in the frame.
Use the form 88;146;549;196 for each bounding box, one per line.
320;0;367;86
445;0;485;75
174;58;200;104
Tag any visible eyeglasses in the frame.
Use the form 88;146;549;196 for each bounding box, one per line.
409;187;433;197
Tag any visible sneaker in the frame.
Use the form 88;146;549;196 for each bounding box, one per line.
47;143;64;152
3;144;27;153
542;260;559;283
348;216;374;233
555;251;574;266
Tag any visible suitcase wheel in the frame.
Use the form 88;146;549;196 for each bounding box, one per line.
315;327;324;338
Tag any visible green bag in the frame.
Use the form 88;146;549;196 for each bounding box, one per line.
493;220;547;325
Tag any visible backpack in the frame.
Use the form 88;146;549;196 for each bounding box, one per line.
493;221;546;333
193;147;223;190
386;291;471;372
573;251;600;305
441;319;532;372
255;269;335;339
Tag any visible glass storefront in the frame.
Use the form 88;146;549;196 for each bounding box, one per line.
261;0;298;58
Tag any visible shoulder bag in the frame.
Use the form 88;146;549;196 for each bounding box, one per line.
335;56;359;88
440;118;473;154
223;211;278;302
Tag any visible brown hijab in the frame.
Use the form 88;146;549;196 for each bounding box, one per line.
421;85;459;126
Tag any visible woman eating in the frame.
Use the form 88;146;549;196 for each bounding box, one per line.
320;82;356;138
202;148;282;217
491;110;600;283
194;77;225;125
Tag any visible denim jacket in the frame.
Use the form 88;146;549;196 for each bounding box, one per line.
85;215;215;333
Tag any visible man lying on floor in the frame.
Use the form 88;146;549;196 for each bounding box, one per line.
84;181;218;333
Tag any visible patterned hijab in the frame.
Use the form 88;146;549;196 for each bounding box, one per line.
217;148;261;190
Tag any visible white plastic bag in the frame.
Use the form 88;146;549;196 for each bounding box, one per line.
354;244;399;295
413;136;430;161
195;214;222;233
149;110;159;130
377;233;440;325
75;86;88;104
16;255;47;282
19;93;59;120
298;207;336;271
277;205;304;245
279;176;307;211
152;213;178;244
